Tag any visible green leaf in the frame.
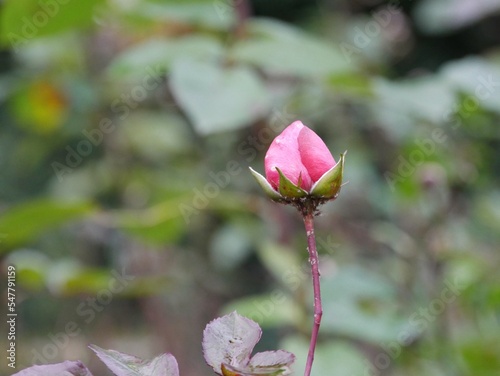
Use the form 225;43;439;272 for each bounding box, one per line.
329;73;373;98
107;36;224;78
119;111;193;162
281;337;368;376
414;0;500;34
256;242;302;285
210;223;254;271
319;265;415;344
458;335;500;376
169;58;272;135
310;152;345;199
0;199;95;251
90;345;180;376
372;76;455;140
56;267;138;296
474;190;500;234
133;0;235;30
4;249;49;290
231;18;355;78
276;168;308;198
115;204;186;245
249;167;283;202
222;293;304;329
440;56;500;115
1;0;104;47
43;260;161;298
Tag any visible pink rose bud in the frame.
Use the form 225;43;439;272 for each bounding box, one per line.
264;121;335;191
249;121;345;207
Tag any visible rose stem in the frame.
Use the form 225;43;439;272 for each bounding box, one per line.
303;212;322;376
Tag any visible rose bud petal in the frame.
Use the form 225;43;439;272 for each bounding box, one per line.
298;126;336;183
265;121;313;191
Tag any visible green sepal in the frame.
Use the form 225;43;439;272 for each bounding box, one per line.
249;167;283;201
276;168;308;199
310;151;346;199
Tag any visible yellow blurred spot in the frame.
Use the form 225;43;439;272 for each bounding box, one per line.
13;80;68;134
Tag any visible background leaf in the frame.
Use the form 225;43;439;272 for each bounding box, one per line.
1;0;104;47
281;337;368;376
170;58;272;135
319;265;415;344
231;18;356;78
0;199;95;251
107;36;224;79
414;0;500;34
131;0;235;30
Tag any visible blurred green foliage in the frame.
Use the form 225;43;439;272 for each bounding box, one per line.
0;0;499;375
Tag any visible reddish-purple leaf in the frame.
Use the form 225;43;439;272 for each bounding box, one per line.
203;311;262;374
89;345;179;376
248;350;295;369
11;360;93;376
220;351;295;375
203;312;295;376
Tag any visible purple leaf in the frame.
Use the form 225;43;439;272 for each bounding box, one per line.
221;351;295;375
11;360;93;376
221;364;292;375
248;350;295;369
89;345;179;376
203;312;295;376
203;311;261;374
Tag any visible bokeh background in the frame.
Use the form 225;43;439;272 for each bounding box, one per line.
1;0;500;375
